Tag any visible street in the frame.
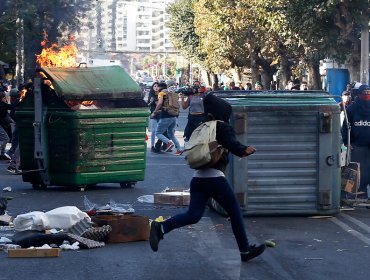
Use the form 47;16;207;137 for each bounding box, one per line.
0;109;370;280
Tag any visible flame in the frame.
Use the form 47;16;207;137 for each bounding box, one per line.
36;32;78;68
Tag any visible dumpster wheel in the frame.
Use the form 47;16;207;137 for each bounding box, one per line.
32;183;47;190
120;182;136;188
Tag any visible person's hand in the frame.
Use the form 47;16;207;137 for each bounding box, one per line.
243;146;256;157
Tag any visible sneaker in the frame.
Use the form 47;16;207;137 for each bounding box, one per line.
241;244;266;262
175;150;183;156
164;141;174;152
149;221;164;252
4;153;11;160
0;154;10;161
7;166;22;175
151;146;161;154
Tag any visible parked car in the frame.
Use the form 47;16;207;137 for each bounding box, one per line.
142;77;154;89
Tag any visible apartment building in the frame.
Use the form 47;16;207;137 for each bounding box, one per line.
77;0;175;53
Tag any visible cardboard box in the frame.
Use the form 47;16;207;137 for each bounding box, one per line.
92;214;149;243
8;248;60;258
341;162;360;193
154;191;190;206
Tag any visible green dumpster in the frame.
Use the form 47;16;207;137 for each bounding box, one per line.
16;66;149;190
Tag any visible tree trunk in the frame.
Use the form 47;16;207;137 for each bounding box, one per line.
261;71;273;90
307;62;321;90
279;53;292;90
213;74;219;88
232;67;242;83
250;48;259;88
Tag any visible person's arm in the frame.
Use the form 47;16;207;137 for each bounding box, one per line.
181;94;190;110
216;122;256;157
151;93;164;118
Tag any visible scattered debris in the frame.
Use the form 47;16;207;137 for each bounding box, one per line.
13;206;91;231
2;187;12;192
92;214;150;243
84;196;134;214
304;257;323;260
7;247;61;258
59;241;80;250
137;195;154;203
154;190;190;206
0;197;8;216
308;216;334;219
313;238;322;242
0;214;12;226
0;237;12;243
264;239;276;248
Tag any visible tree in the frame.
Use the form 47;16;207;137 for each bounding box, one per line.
281;0;369;87
0;0;90;83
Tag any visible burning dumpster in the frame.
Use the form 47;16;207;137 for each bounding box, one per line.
209;91;342;216
16;65;149;190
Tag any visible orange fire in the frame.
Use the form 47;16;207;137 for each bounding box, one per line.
36;32;78;68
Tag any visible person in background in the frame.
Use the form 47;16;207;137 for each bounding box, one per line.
339;83;352;110
285;80;294;90
149;93;266;262
342;83;352;97
5;87;22;160
300;81;308;91
151;81;182;155
245;82;252;90
147;82;162;153
341;84;370;198
0;90;18;160
181;83;206;142
238;82;245;90
255;81;264;90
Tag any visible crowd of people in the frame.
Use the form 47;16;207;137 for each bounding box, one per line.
0;80;23;175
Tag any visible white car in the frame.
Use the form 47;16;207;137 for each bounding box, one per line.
142;77;154;89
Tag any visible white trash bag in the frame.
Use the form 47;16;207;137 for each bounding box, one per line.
14;206;90;231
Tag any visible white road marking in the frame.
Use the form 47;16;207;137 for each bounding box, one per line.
341;213;370;233
330;217;370;246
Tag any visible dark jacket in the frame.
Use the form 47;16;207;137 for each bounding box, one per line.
203;93;248;172
0;100;18;128
147;90;160;120
342;95;370;147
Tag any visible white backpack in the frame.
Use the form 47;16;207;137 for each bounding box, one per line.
184;120;225;169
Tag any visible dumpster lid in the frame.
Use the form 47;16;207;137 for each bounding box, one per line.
213;90;340;107
39;66;142;100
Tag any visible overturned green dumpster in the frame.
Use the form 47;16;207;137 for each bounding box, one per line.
16;66;149;190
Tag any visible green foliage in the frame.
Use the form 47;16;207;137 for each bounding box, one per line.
166;0;205;62
0;0;89;79
166;0;368;83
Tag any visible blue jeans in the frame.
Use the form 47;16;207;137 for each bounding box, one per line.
0;125;9;155
7;125;18;156
162;176;250;252
149;118;159;147
156;117;181;150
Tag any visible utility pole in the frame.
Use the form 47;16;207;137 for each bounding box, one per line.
15;16;24;86
360;28;369;84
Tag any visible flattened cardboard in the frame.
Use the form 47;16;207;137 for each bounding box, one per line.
92;214;150;243
154;192;190;206
341;162;360;193
8;248;60;258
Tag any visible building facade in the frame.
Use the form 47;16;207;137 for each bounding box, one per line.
77;0;175;54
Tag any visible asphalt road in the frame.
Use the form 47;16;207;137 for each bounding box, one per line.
1;108;370;280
